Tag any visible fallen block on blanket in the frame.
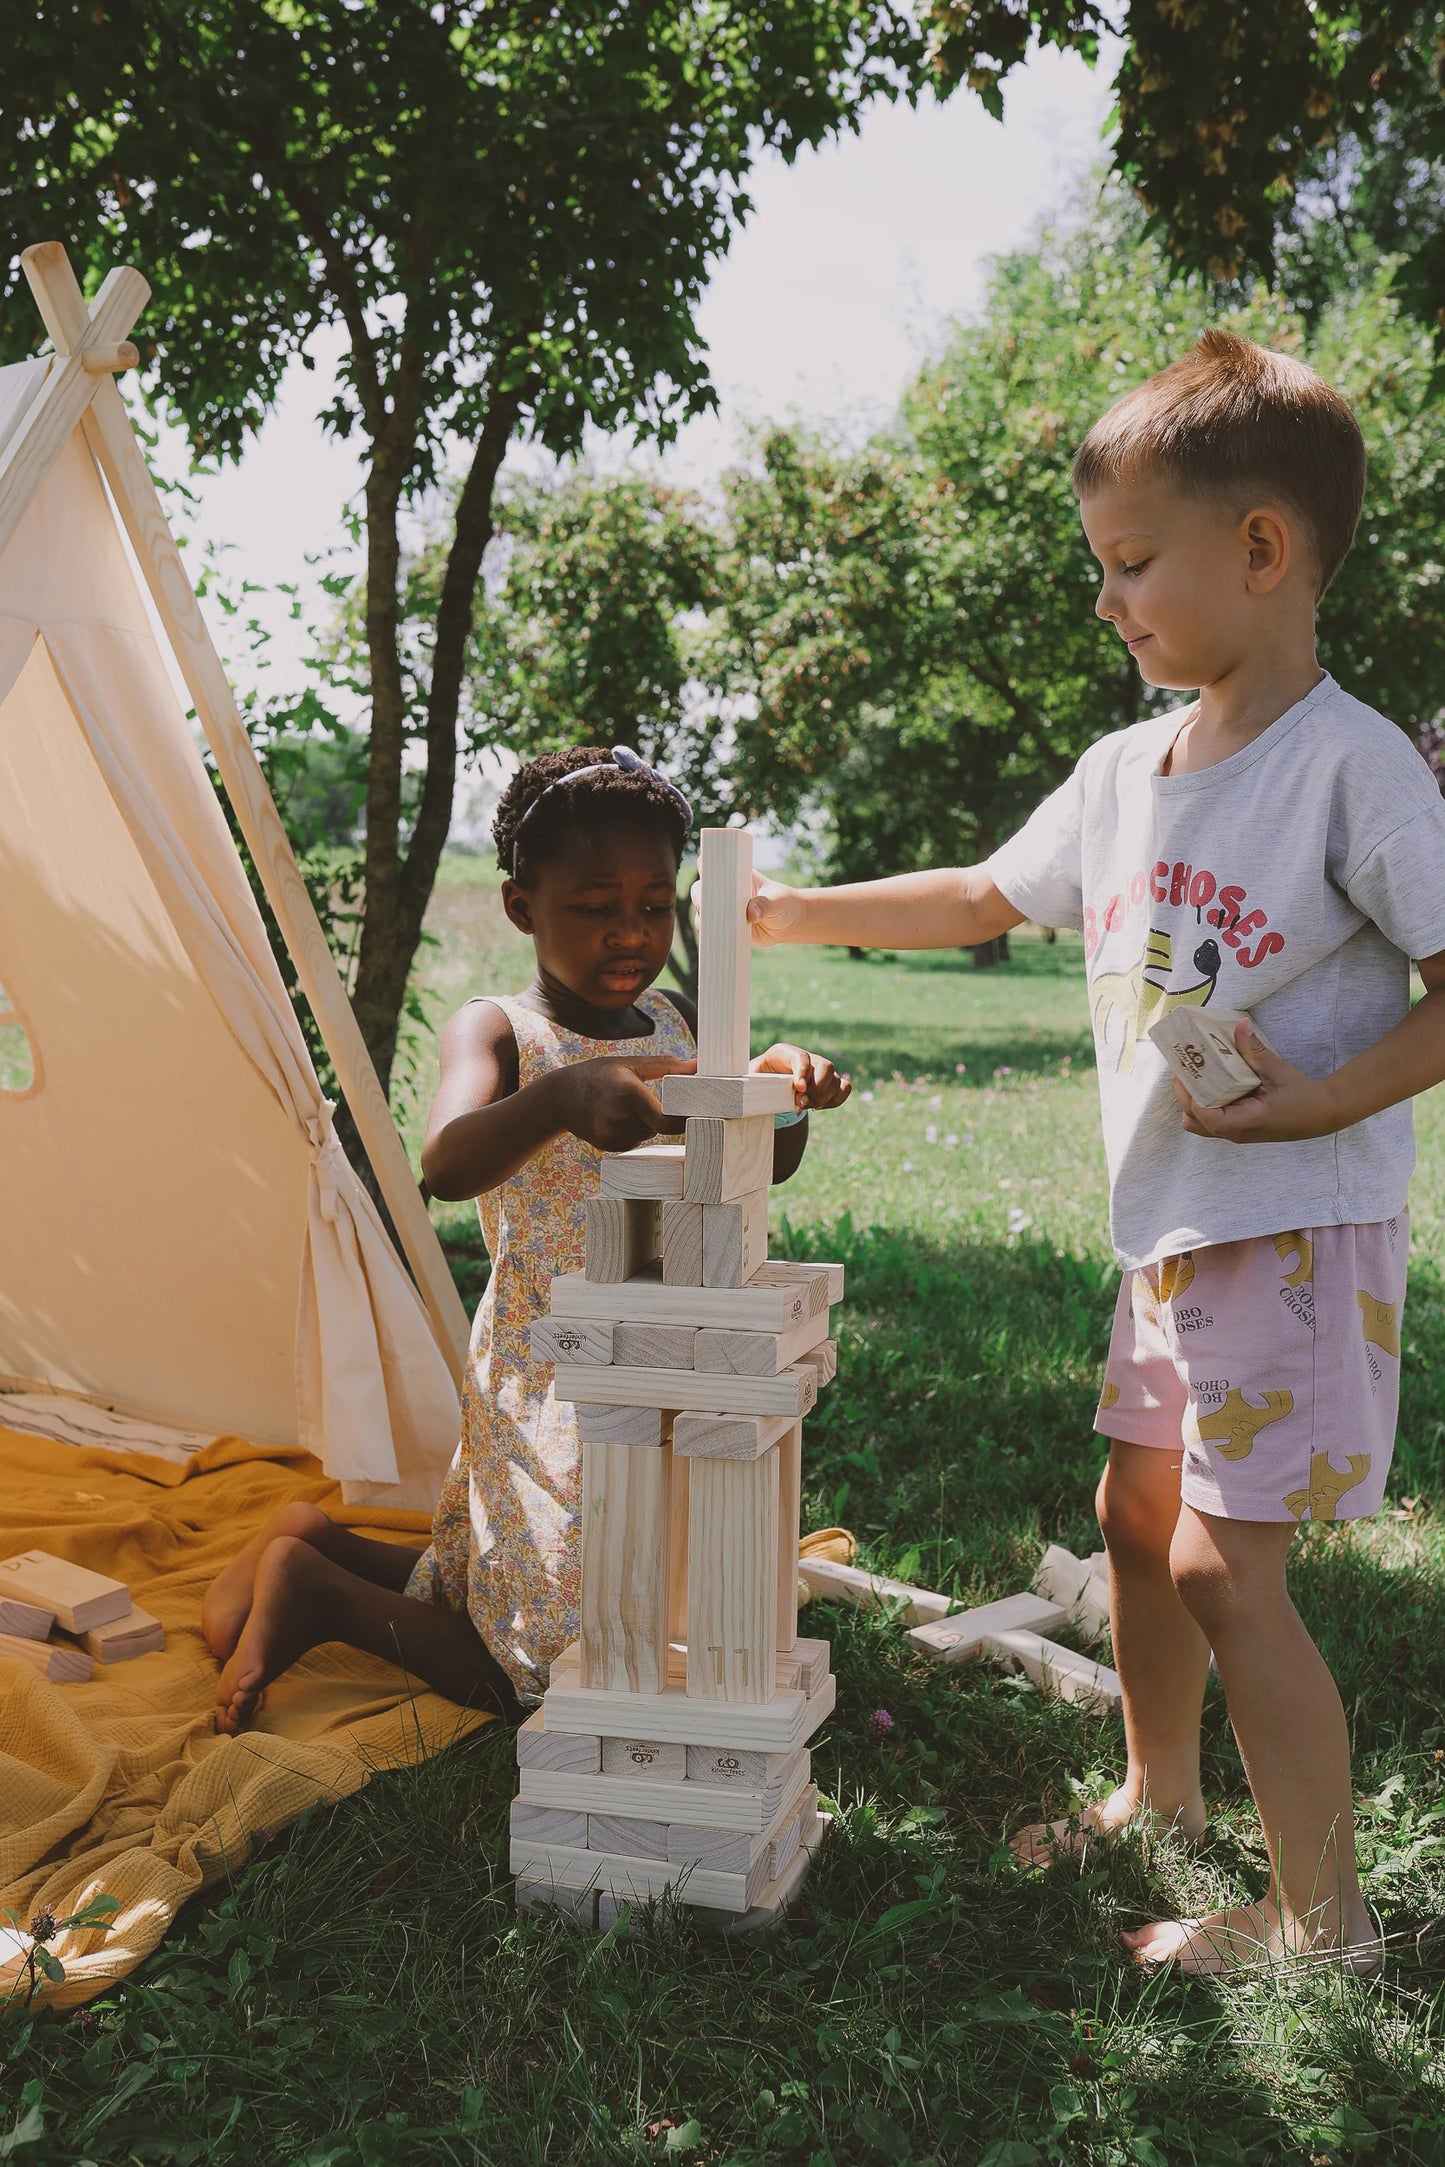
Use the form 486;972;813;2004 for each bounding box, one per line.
80;1603;165;1663
0;1631;94;1682
0;1594;55;1641
0;1549;131;1633
797;1554;955;1626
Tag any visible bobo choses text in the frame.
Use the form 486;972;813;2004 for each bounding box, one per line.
987;674;1445;1268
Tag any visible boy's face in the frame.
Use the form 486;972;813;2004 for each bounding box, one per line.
1080;477;1307;692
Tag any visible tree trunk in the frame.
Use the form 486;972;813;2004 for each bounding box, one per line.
968;932;1011;969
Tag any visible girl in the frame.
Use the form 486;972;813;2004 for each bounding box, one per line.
206;746;849;1733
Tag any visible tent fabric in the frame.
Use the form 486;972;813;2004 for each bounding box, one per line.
0;1392;211;1463
0;358;461;1505
0;1425;491;2010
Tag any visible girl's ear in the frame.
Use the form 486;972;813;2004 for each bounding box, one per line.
501;877;534;934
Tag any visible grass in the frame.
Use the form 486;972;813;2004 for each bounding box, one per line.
8;878;1445;2164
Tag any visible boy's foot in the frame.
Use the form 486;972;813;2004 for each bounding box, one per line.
202;1500;331;1662
1123;1899;1384;1977
214;1534;331;1735
1010;1786;1206;1869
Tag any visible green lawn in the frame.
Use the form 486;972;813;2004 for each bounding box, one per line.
9;874;1445;2165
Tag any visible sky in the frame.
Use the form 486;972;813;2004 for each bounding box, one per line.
171;37;1116;694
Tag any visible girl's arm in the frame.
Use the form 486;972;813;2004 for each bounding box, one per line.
421;1002;690;1202
745;865;1026;952
658;994;851;1185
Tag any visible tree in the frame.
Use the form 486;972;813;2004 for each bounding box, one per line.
0;0;967;1134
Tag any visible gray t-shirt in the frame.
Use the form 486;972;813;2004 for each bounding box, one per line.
988;674;1445;1269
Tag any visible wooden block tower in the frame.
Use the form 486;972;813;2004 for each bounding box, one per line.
510;828;839;1927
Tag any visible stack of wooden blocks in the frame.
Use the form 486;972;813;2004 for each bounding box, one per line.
0;1548;164;1680
510;828;838;1929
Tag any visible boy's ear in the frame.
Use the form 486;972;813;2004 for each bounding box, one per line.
501;877;534;934
1241;507;1292;594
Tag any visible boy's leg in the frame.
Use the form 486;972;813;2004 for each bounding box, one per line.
214;1534;517;1736
202;1501;422;1660
1124;1506;1378;1973
1012;1439;1211;1862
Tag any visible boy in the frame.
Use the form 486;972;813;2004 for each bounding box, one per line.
742;328;1445;1974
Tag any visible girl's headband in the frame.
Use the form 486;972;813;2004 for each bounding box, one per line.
510;745;693;874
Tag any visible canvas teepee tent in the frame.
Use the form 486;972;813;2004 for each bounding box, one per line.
0;241;470;1509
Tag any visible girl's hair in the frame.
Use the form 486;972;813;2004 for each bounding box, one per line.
494;746;691;882
1071;328;1365;596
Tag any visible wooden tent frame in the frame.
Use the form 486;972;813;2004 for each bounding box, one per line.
0;240;469;1384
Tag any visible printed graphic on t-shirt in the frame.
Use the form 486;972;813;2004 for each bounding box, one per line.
1084;858;1285;1074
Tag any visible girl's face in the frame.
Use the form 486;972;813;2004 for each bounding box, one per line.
502;818;680;1012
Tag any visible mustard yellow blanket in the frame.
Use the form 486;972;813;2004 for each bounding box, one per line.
0;1428;488;2009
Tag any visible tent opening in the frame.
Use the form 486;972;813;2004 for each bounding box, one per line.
0;987;35;1094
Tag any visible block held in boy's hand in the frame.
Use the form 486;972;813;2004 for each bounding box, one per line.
1148;1006;1267;1109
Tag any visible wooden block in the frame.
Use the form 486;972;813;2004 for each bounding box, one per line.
661;1073;797;1119
672;1411;795;1462
515;1878;598;1926
0;1550;130;1633
0;1596;54;1641
510;1838;770;1913
545;1669;834;1754
0;1632;93;1682
686;1740;800;1788
710;1810;829;1934
776;1637;829;1696
687;1448;779;1704
1036;1545;1111;1638
696;826;753;1076
776;1422;802;1653
661;1199;704;1286
905;1591;1067;1664
80;1604;164;1662
600;1143;687;1198
667;1443;690;1644
549;1268;815;1333
516;1712;602;1775
702;1190;768;1289
588;1812;669;1861
574;1403;667;1448
510;1801;590;1849
984;1629;1124;1711
557;1635;812;1699
798;1338;838;1388
768;1787;816;1880
521;1750;809;1833
530;1315;614;1367
580;1439;672;1693
556;1361;816;1421
695;1313;827;1378
797;1556;955;1626
1147;1005;1265;1109
600;1735;688;1780
1088;1551;1109;1582
584;1196;661;1282
666;1818;768;1873
683;1116;772;1205
753;1259;844;1313
612;1322;698;1371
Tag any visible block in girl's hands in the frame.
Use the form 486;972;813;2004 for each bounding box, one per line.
1147;1006;1269;1108
584;1196;662;1282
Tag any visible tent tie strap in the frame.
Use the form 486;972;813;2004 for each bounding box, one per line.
305;1101;347;1225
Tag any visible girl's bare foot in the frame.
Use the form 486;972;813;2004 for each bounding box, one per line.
1010;1785;1206;1868
202;1500;331;1662
1123;1897;1383;1976
214;1534;329;1734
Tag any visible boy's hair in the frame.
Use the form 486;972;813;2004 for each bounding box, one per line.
494;745;690;882
1071;328;1365;596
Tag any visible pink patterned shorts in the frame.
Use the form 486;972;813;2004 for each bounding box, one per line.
1095;1217;1408;1523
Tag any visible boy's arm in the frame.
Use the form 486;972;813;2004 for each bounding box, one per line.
747;865;1027;952
1178;950;1445;1143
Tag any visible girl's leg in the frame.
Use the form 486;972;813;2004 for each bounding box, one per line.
214;1534;517;1735
202;1501;423;1660
1123;1507;1379;1974
1013;1440;1211;1863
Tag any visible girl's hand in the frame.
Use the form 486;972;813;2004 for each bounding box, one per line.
750;1042;852;1110
1175;1023;1336;1143
554;1055;693;1152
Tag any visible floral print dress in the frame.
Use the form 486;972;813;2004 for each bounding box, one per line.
406;989;695;1699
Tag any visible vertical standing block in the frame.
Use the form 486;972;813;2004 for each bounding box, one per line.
696;827;753;1077
661;1198;705;1286
702;1189;768;1288
687;1448;780;1703
580;1440;672;1693
683;1115;773;1205
775;1421;803;1655
667;1442;690;1644
584;1196;661;1282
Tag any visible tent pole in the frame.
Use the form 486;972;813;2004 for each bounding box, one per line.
20;242;470;1384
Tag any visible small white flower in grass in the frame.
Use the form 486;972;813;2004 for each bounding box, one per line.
925;1125;938;1143
928;1094;942;1107
860;1089;874;1103
963;1132;974;1145
955;1062;967;1074
901;1160;914;1172
1007;1206;1032;1235
945;1134;958;1148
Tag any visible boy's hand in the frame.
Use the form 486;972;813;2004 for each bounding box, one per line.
750;1042;852;1110
1174;1023;1336;1143
554;1055;692;1151
745;873;805;947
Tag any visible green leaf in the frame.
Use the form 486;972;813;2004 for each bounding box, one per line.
0;2106;44;2159
663;2121;703;2155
